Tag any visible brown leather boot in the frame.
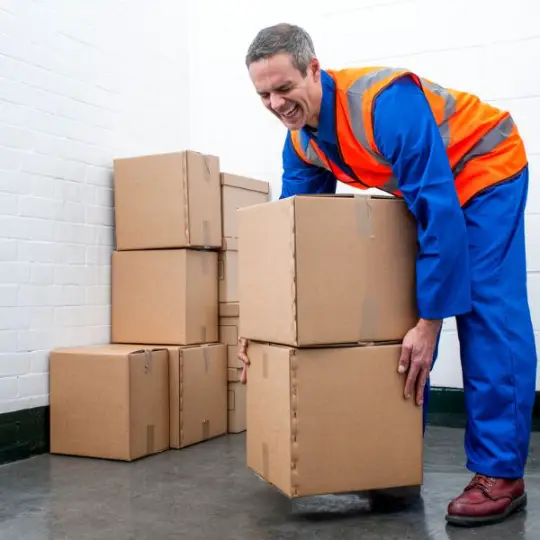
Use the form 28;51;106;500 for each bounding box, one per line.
445;474;527;527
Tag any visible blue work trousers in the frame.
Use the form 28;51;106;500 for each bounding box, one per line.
423;166;537;479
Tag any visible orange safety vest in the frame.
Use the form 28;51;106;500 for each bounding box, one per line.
290;67;527;206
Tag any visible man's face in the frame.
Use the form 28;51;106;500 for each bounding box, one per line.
248;53;321;130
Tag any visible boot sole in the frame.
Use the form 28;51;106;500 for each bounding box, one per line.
445;492;527;527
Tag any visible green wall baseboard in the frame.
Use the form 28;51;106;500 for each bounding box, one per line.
1;387;540;466
0;406;49;466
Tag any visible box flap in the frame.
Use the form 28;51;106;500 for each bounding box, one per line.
238;198;297;345
246;343;294;496
51;344;168;357
170;344;227;448
221;172;270;194
187;151;222;247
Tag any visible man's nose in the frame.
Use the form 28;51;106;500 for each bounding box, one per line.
270;94;285;110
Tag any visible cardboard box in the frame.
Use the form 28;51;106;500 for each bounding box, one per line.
111;249;218;345
113;150;222;250
219;302;239;318
238;195;418;346
246;342;423;498
219;238;238;303
165;343;228;449
49;344;169;461
221;172;270;241
219;303;240;369
228;381;246;433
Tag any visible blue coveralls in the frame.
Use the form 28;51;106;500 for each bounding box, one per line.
280;70;538;479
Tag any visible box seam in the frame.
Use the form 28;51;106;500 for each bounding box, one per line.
182;152;191;245
292;199;298;346
290;349;299;497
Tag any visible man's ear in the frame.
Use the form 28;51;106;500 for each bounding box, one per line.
310;57;321;81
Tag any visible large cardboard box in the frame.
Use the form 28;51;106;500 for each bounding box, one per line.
165;343;228;449
219;302;240;369
113;150;222;250
221;172;270;242
228;381;246;434
238;195;418;346
49;344;169;461
111;249;218;345
219;238;238;303
246;342;423;498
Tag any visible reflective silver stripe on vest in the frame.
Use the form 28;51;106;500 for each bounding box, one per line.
452;115;515;178
305;142;330;171
347;67;405;166
421;80;456;148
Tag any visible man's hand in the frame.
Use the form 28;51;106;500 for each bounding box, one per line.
398;319;442;405
237;337;250;384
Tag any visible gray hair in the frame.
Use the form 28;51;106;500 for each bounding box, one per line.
245;23;316;75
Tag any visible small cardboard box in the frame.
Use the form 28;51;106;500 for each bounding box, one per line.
111;249;218;345
221;172;270;241
238;195;418;346
49;344;169;461
164;343;228;449
246;341;423;498
113;150;222;250
228;381;246;434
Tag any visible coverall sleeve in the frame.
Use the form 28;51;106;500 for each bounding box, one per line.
280;131;337;199
372;76;472;320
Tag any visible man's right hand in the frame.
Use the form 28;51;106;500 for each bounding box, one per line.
237;337;250;384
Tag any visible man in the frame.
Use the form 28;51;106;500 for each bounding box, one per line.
238;23;537;527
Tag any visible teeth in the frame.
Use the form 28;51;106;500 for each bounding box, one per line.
283;105;296;116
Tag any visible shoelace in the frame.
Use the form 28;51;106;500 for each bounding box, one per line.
465;474;495;494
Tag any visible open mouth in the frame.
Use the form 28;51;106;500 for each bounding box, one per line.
281;104;299;119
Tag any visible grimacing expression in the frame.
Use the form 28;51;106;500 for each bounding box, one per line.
248;53;321;130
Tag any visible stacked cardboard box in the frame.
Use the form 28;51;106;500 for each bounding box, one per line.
238;194;423;497
219;173;270;433
49;150;269;460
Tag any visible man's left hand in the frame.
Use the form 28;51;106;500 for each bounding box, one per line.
398;318;442;406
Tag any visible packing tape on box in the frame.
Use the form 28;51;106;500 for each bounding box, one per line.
354;195;374;238
262;442;269;478
360;295;378;341
262;352;268;379
218;257;225;280
147;424;155;453
144;349;152;373
201;326;207;342
203;345;210;372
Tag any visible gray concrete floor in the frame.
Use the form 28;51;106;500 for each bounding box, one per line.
0;426;539;539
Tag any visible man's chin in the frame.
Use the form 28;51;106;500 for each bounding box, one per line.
281;117;305;130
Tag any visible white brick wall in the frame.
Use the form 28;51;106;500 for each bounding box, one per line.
0;0;189;413
1;1;539;414
188;0;540;389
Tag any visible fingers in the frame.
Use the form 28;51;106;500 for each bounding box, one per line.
398;342;412;375
404;360;420;400
415;367;429;406
237;337;250;366
237;338;249;385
